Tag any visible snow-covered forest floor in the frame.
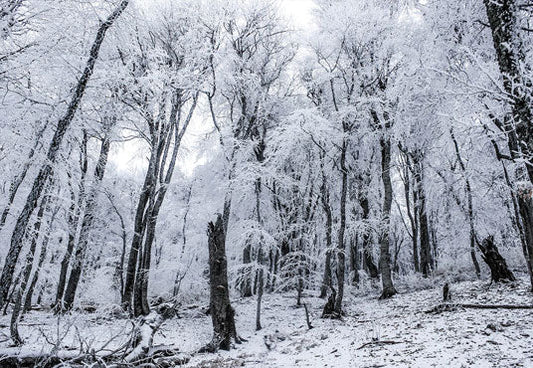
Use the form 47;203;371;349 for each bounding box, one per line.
2;276;533;367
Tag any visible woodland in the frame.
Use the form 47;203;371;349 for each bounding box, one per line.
1;0;533;367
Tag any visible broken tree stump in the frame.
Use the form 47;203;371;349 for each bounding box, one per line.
477;236;516;283
200;214;240;353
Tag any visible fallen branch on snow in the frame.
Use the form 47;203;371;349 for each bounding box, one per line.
425;303;533;314
357;340;404;350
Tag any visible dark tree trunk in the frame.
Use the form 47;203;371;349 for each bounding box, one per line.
11;191;51;345
54;132;89;311
518;193;533;288
411;152;433;277
350;237;359;285
240;244;253;297
359;190;379;279
379;137;397;299
254;175;264;330
62;136;111;311
132;97;197;317
399;151;420;272
23;203;59;313
0;124;47;233
107;192;127;300
320;162;333;298
122;162;154;312
450;129;481;277
484;0;533;178
326;138;347;317
204;214;239;351
0;0;129;308
484;0;533;289
477;236;516;283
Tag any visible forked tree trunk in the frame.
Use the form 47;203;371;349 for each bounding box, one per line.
122;159;155;312
399;151;420;272
132;97;197;317
0;0;129;307
62;136;111;311
411;152;433;277
54;132;89;310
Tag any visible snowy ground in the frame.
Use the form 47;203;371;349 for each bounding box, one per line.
2;277;533;367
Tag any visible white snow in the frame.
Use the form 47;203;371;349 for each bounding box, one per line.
2;277;533;367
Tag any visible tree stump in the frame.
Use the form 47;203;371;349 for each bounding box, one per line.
321;286;338;318
477;236;516;283
202;214;239;352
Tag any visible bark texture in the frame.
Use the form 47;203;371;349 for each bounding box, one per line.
62;136;111;311
206;214;238;351
379;136;397;299
477;236;516;283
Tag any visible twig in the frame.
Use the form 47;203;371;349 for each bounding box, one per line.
357;340;403;350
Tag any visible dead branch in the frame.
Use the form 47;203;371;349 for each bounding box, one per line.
357;340;403;350
425;303;533;314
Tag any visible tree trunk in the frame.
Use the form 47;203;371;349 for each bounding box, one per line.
254;175;264;330
62;136;111;311
122;162;154;312
411;152;433;277
400;151;420;272
54;132;89;311
0;124;47;233
107;192;127;300
0;0;129;308
205;214;239;351
320;163;333;298
450;129;481;277
477;236;516;283
518;190;533;289
350;237;359;285
484;0;533;180
23;203;59;313
334;139;347;315
379;137;397;299
360;195;379;279
484;0;533;289
11;191;50;345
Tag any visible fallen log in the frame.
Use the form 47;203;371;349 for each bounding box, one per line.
426;303;533;314
0;353;71;368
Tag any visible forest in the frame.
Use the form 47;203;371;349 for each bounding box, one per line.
1;0;533;367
